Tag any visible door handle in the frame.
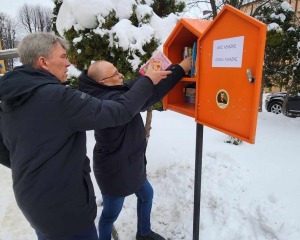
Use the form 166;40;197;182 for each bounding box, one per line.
247;69;255;83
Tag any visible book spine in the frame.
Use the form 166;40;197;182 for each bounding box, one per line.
184;47;188;59
191;42;197;78
183;47;190;76
188;48;192;57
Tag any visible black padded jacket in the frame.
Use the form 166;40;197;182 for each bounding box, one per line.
0;65;156;239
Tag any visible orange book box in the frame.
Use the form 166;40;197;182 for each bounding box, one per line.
163;5;267;144
163;18;211;118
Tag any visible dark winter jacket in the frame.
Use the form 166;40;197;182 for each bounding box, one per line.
78;64;185;197
0;65;156;239
0;122;10;168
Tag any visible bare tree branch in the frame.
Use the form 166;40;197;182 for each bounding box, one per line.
18;4;33;33
17;4;52;33
186;1;211;5
250;0;272;17
0;12;19;70
44;8;53;32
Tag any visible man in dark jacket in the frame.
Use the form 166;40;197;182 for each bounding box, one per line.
78;57;192;240
0;33;171;240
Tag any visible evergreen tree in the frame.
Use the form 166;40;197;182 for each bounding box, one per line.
151;0;185;17
52;0;63;36
52;0;185;143
53;0;184;94
254;0;300;112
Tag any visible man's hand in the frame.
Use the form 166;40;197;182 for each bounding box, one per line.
145;58;172;85
179;56;192;73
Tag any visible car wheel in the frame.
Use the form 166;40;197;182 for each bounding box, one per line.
269;101;282;114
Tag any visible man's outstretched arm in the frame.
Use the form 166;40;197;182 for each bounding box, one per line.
125;57;192;111
60;60;172;131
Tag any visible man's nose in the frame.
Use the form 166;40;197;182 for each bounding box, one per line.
66;59;71;67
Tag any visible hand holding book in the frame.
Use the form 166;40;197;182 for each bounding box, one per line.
179;56;192;73
145;58;172;85
139;51;172;76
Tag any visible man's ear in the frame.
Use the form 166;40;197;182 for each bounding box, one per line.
36;56;49;71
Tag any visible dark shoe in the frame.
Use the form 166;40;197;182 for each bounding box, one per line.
136;231;165;240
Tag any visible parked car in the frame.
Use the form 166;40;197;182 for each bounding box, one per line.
265;90;300;117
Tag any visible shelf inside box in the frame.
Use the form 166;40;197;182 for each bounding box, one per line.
167;103;195;117
163;18;213;118
181;77;196;82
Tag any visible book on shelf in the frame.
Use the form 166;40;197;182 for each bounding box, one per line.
185;87;196;104
182;47;192;60
139;51;172;76
183;45;196;76
191;42;197;78
185;82;196;104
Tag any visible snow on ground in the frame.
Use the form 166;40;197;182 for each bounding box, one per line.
0;95;300;239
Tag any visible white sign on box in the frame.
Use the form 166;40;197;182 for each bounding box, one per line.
212;36;244;68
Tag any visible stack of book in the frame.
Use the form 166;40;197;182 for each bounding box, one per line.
183;43;197;104
182;42;197;78
185;82;196;104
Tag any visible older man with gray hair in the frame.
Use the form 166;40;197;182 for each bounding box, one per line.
0;32;171;240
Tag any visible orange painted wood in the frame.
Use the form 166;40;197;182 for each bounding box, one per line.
181;77;196;82
168;103;195;118
196;5;267;144
163;5;266;144
163;18;211;117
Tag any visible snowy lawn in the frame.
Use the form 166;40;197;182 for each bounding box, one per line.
1;95;300;240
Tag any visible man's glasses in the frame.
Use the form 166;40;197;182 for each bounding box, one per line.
101;71;121;81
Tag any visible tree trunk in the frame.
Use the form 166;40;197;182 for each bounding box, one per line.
282;78;295;114
145;106;153;146
210;0;218;19
258;73;265;112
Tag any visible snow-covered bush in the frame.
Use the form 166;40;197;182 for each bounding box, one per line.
52;0;185;88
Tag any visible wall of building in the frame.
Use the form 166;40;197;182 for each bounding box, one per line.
264;87;284;93
0;41;6;74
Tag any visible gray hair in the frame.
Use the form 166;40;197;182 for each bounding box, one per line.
17;32;69;67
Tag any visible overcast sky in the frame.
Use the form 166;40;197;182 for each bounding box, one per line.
2;0;54;17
